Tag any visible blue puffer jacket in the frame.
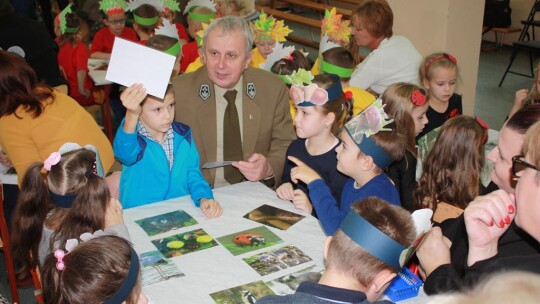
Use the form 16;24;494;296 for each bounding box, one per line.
114;120;213;209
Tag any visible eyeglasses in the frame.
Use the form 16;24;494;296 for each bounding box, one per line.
108;19;126;25
512;155;539;178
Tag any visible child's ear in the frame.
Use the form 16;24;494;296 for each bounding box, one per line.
323;112;336;129
359;154;375;171
365;269;396;302
323;236;333;259
422;78;430;89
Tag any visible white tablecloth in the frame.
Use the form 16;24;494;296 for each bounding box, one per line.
124;181;327;303
124;181;429;303
88;58;112;86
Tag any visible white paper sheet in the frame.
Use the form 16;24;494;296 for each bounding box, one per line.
106;38;175;98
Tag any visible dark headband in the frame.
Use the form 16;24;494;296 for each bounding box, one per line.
102;246;140;304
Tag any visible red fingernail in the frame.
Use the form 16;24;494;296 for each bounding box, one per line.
504;216;511;225
489;220;494;227
508;205;515;213
499;220;505;228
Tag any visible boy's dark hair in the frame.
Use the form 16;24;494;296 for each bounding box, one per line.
326;197;415;286
321;47;355;81
146;35;178;52
506;103;540;135
41;235;142;304
133;4;159;35
10;149;109;269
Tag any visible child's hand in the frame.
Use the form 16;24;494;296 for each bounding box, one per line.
120;83;147;116
105;197;124;227
288;156;321;185
292;189;313;214
200;198;223;219
416;227;452;279
510;88;529;117
276;182;294;201
514;88;528;107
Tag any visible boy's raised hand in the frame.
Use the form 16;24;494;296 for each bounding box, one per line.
288;156;321;185
120;83;147;133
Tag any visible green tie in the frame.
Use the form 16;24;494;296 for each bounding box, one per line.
223;90;244;183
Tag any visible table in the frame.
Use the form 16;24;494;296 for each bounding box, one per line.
124;181;428;303
124;181;326;303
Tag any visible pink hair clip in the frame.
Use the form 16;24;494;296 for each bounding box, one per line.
55;249;66;271
44;152;61;171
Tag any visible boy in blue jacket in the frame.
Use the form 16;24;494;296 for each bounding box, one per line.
289;99;404;235
113;83;222;218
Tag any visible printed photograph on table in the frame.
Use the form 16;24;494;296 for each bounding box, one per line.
265;265;324;295
243;204;305;230
209;280;275;304
243;245;312;276
151;228;217;258
216;226;284;256
140;250;185;286
135;210;198;237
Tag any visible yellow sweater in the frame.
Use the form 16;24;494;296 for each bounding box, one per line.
249;47;266;69
185;57;204;74
0;91;114;185
344;86;376;116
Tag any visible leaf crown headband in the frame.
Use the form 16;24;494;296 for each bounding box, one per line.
99;0;127;16
252;11;292;42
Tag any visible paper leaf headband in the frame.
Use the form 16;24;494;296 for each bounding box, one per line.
184;0;216;22
160;0;181;13
127;0;163;26
260;42;295;71
252;11;292;42
99;0;127;15
288;69;343;107
154;19;182;56
321;8;351;45
341;207;433;269
195;22;210;47
344;98;395;168
57;4;79;34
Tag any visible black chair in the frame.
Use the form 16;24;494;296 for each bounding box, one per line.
499;0;540;86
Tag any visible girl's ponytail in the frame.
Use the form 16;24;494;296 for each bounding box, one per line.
11;162;54;269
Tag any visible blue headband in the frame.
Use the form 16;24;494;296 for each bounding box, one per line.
345;128;394;169
102;246;140;304
340;210;406;269
50;192;78;208
296;74;344;107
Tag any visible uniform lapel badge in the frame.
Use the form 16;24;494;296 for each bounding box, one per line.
199;84;211;100
247;82;256;99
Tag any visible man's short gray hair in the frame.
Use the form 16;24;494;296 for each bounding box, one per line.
202;16;253;56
